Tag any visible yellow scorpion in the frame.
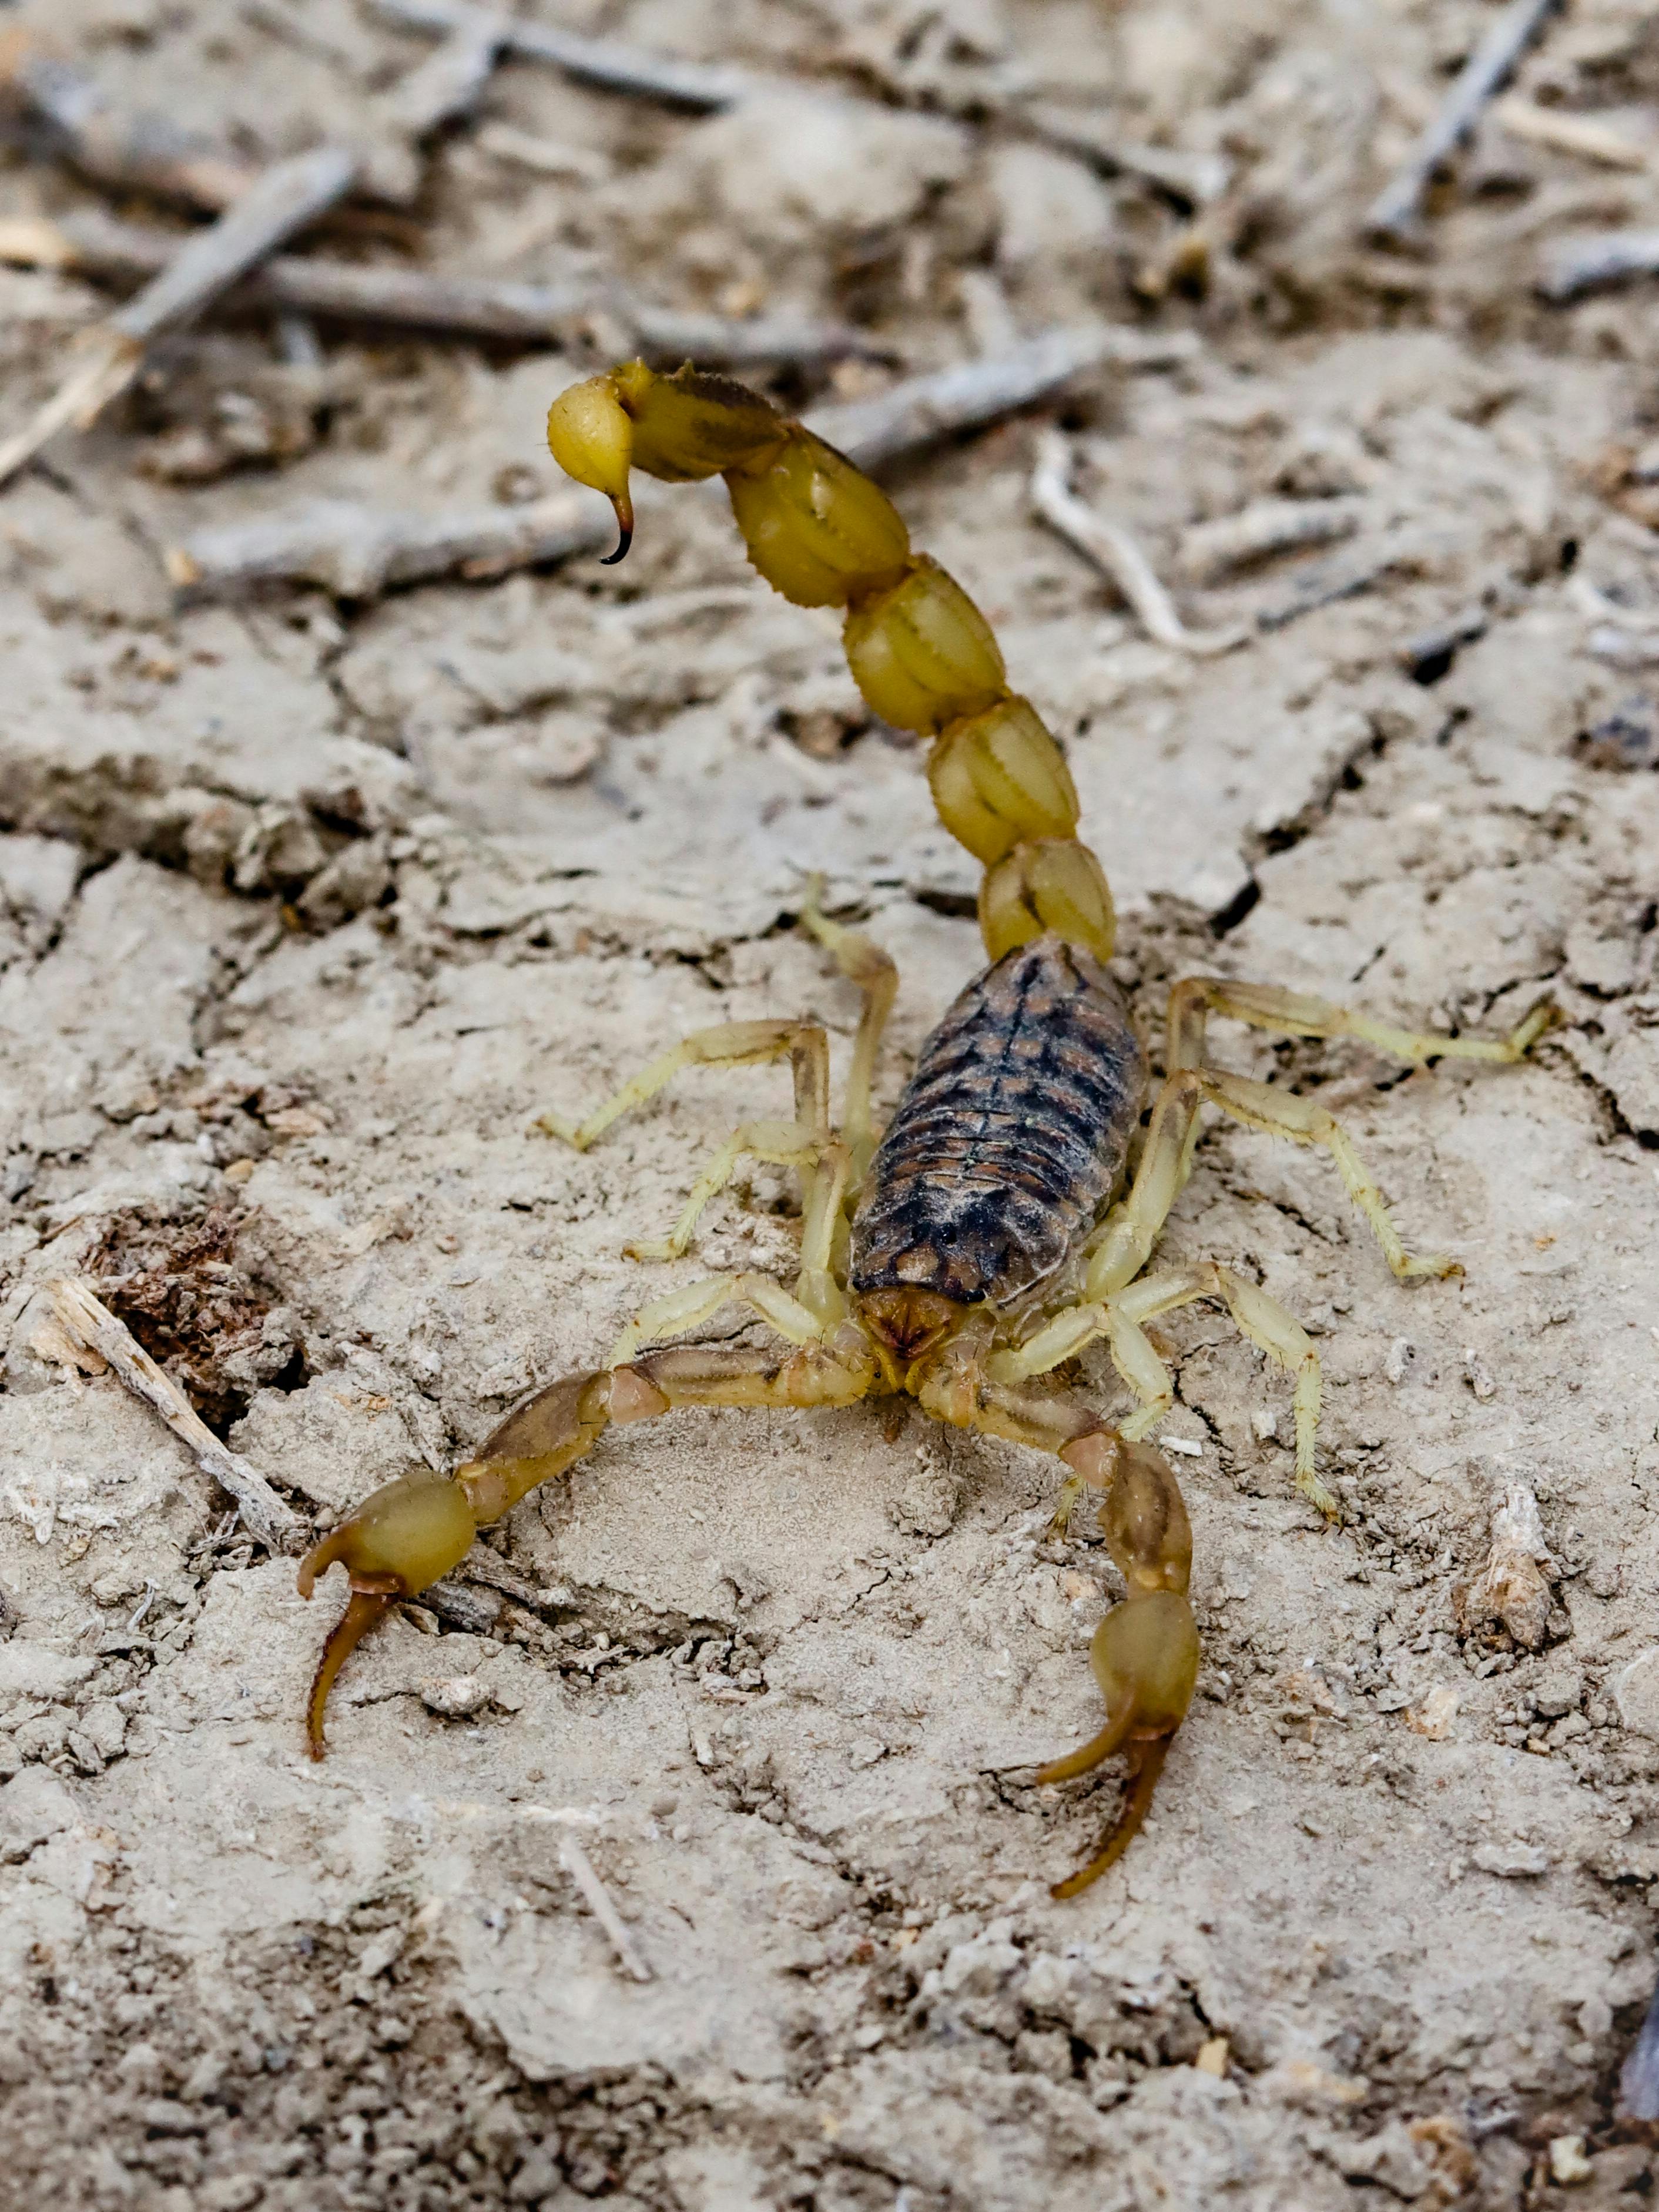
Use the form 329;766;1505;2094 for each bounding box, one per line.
299;362;1553;1897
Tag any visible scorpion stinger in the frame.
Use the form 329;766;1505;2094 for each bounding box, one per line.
298;361;1556;1898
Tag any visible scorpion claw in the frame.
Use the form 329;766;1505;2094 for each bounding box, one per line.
306;1585;400;1758
296;1471;480;1756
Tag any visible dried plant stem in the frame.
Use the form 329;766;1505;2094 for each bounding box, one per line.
6;209;876;369
1365;0;1562;243
370;0;747;112
0;145;357;491
168;328;1194;599
1030;431;1247;656
0;33;255;208
559;1832;653;1982
1537;228;1659;302
48;1280;301;1553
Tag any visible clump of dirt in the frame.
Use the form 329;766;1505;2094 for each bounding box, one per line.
85;1206;302;1431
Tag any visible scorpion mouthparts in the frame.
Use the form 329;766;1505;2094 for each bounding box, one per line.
857;1287;962;1367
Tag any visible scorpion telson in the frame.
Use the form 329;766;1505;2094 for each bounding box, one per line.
299;361;1557;1897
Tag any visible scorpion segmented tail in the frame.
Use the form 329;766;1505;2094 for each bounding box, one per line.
545;361;1115;967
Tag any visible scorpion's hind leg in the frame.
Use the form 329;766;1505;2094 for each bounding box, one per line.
1167;975;1559;1076
298;1325;877;1755
796;878;899;1180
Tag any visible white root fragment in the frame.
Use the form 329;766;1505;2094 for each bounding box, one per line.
1030;431;1247;657
1177;496;1367;586
47;1280;301;1553
558;1833;653;1983
1456;1480;1555;1650
0;144;357;492
1364;0;1562;242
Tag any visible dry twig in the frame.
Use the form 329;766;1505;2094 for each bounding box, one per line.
2;209;877;370
1178;496;1367;586
48;1279;301;1553
1494;96;1652;172
0;33;255;208
0;145;357;492
371;0;748;113
1030;431;1246;656
812;324;1197;471
559;1832;653;1982
1365;0;1562;243
167;328;1194;599
1537;227;1659;301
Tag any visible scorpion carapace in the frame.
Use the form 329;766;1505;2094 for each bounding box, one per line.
297;361;1556;1898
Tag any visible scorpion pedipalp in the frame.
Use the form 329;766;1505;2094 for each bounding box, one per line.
1033;1436;1200;1898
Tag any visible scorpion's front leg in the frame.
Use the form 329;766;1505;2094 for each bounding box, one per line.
297;1329;875;1755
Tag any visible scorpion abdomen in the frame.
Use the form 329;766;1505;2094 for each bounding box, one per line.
851;934;1144;1307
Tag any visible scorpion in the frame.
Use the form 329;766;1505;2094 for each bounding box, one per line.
299;361;1554;1897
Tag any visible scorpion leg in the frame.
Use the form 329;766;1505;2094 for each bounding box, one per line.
535;1019;830;1154
1085;1066;1460;1294
796;879;899;1184
1167;975;1558;1075
298;1326;876;1755
991;1262;1332;1515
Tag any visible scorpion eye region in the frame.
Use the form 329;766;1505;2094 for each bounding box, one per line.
843;557;1007;733
728;432;910;606
929;699;1081;865
980;838;1115;963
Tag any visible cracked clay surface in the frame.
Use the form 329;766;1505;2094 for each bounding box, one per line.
4;0;1659;2206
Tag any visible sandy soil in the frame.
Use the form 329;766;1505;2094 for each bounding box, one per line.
4;0;1659;2205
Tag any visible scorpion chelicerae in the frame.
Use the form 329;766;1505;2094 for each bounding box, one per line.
299;362;1555;1896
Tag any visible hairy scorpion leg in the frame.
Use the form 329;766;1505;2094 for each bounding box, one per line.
298;1326;876;1755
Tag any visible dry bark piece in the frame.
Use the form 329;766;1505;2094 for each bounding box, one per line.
1;209;876;370
1364;0;1563;243
0;145;357;492
1454;1481;1554;1649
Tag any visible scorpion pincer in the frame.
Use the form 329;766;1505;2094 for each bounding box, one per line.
298;362;1555;1897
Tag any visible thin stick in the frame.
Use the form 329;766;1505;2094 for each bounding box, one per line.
1178;496;1367;586
1493;96;1651;171
0;145;356;492
811;324;1198;472
1364;0;1562;243
0;34;256;209
167;328;1196;599
48;1280;301;1553
1030;431;1246;657
370;0;748;113
381;16;505;137
14;209;879;369
1537;227;1659;302
558;1832;653;1981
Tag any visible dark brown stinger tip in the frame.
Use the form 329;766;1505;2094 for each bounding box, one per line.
601;492;635;565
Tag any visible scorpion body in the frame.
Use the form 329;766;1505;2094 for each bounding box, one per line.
298;361;1554;1897
853;936;1142;1315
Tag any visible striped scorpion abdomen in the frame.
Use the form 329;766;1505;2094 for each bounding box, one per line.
852;934;1145;1307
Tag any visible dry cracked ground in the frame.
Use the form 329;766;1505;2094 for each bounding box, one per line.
3;0;1659;2206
